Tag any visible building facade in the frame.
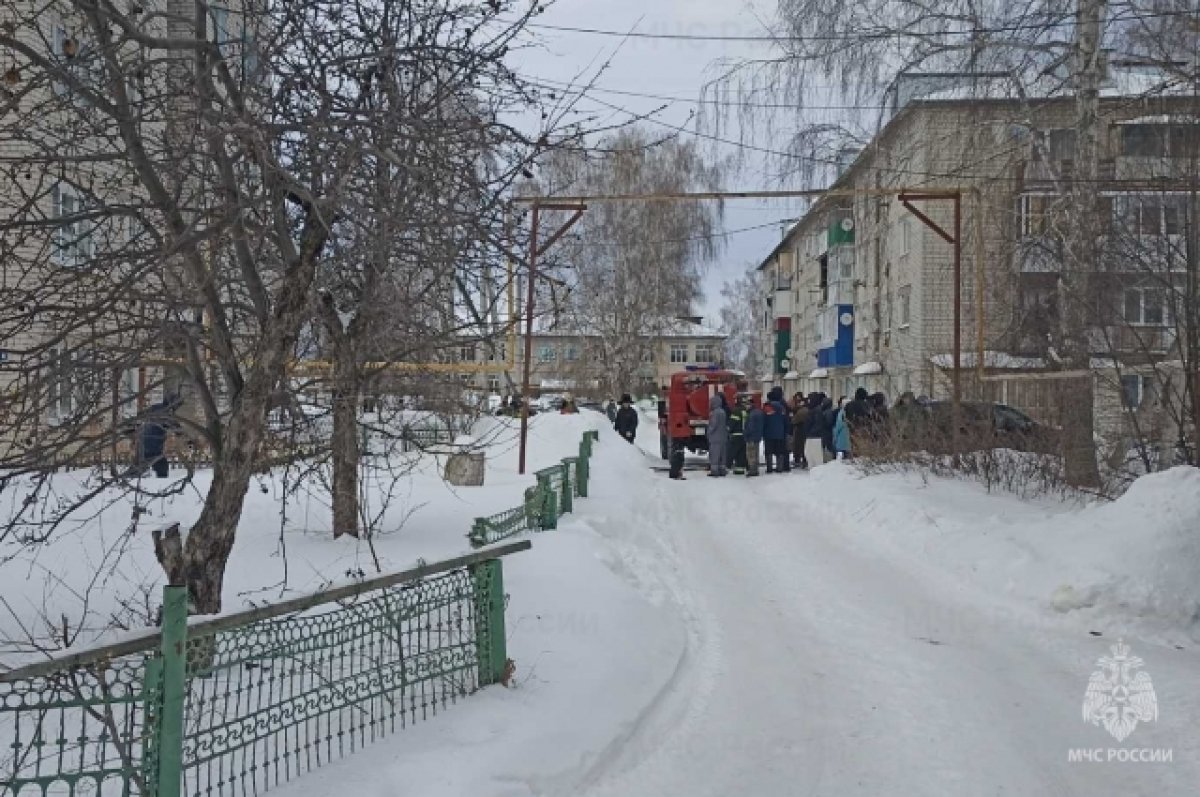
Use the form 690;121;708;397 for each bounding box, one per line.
457;319;727;399
757;65;1198;455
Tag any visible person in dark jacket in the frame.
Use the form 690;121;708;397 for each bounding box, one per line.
763;386;790;473
843;387;872;451
706;392;728;477
613;394;638;443
790;393;810;469
820;396;838;462
605;399;618;423
803;392;827;467
129;394;181;478
744;398;764;477
727;396;748;475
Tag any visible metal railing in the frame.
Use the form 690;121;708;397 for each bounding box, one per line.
0;542;529;797
468;430;598;548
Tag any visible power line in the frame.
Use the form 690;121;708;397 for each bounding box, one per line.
519;8;1189;44
564;86;1200;186
555;218;799;249
526;75;893;111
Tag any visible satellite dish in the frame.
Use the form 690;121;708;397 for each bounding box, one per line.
840;218;855;232
839;312;854;326
780;358;791;369
785;348;794;358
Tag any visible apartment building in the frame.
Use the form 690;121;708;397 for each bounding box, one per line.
757;64;1198;450
0;1;259;438
456;318;727;398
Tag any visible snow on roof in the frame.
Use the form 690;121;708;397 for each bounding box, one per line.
536;319;725;339
852;361;882;375
783;371;800;380
930;351;1043;369
912;65;1185;106
930;352;1141;370
1116;114;1200;125
808;368;830;379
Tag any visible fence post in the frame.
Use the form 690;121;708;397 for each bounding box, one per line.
468;518;488;549
540;476;557;530
560;461;573;513
470;558;507;686
577;439;589;498
156;586;188;797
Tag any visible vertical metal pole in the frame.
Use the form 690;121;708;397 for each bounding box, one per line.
974;189;987;383
560;461;573;513
952;192;963;455
518;203;540;475
156;585;187;797
471;559;507;685
577;438;589;498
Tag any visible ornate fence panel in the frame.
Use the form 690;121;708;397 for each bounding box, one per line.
468;430;598;549
0;650;154;796
0;544;529;797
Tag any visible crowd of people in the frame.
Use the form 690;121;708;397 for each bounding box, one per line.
701;386;891;479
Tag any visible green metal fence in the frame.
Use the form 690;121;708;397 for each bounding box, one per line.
0;543;529;797
468;430;599;549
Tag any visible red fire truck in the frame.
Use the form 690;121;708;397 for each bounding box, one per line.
656;366;757;460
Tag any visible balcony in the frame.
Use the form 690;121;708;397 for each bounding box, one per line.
1107;325;1176;355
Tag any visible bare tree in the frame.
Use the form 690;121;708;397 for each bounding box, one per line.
717;265;765;374
0;0;544;611
536;126;724;397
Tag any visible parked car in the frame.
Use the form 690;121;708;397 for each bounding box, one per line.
915;401;1057;453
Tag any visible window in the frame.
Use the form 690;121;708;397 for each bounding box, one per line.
488;343;506;362
241;27;260;80
1120;374;1143;410
52;183;92;266
1123;287;1167;326
487;374;500;392
899;218;911;255
898;286;911;328
1169;125;1200;158
1019;194;1058;238
536;344;556;363
1034;128;1077;161
564;345;579;362
47;349;71;418
694;344;715;363
669;344;688;363
1122;125;1167;157
210;7;235;56
459;343;476;363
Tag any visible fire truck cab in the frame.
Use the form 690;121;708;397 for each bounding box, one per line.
657;366;757;460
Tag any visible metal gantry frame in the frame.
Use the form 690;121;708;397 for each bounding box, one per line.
510;186;987;473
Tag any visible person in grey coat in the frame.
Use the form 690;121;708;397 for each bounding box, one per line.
706;392;728;477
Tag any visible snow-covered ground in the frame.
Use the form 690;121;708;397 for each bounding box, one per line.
4;410;1199;794
0;413;604;659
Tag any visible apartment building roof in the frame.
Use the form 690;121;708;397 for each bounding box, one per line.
754;63;1191;275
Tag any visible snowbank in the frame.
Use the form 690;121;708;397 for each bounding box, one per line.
802;462;1200;644
0;412;603;657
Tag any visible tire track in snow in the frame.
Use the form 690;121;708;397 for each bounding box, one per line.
570;470;728;797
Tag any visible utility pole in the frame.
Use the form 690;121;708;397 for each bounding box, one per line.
517;202;585;474
1059;0;1106;487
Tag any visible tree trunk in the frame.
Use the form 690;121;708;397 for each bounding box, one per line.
180;395;270;613
165;215;328;613
330;355;361;539
1059;0;1106;488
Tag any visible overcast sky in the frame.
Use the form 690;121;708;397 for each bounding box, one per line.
508;0;812;322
